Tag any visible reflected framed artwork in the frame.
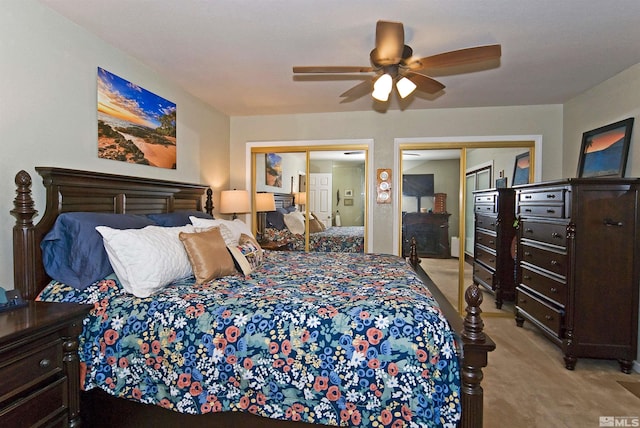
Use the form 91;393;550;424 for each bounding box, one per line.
512;152;530;186
577;118;634;178
265;153;283;187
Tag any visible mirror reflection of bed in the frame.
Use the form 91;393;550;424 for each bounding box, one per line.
254;149;366;253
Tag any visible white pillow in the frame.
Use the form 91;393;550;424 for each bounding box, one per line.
96;225;195;298
283;211;305;235
189;217;254;245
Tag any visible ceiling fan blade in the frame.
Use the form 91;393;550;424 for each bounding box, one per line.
339;79;374;99
293;66;374;73
374;20;404;65
405;71;445;94
405;44;502;70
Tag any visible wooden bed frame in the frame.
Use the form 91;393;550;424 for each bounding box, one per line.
11;167;495;428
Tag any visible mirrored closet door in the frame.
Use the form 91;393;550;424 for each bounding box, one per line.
252;146;368;252
399;142;535;316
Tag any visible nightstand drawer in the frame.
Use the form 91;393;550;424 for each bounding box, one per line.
0;376;67;427
517;288;563;337
520;220;567;248
0;335;63;403
520;266;567;307
520;243;567;277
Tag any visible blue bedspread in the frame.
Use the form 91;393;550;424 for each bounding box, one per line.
38;251;461;427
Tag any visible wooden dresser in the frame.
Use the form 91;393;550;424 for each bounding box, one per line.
473;188;516;309
514;178;639;373
0;301;91;427
402;212;451;258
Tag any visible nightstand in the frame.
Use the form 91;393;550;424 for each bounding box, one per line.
0;301;91;427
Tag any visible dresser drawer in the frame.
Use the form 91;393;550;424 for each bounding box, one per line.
0;335;63;403
518;203;565;218
520;220;567;248
475;193;496;205
0;376;68;427
518;188;565;204
473;262;494;290
474;245;497;270
475;229;497;251
475;214;497;232
475;203;496;214
520;266;567;307
520;243;567;277
517;288;563;337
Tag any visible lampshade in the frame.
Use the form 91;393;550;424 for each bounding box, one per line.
220;189;250;219
396;77;417;98
255;192;276;212
372;74;393;101
296;192;307;205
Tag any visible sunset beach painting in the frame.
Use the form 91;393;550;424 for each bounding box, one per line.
577;118;634;178
97;67;177;169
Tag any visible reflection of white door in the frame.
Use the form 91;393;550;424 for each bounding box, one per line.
309;173;332;227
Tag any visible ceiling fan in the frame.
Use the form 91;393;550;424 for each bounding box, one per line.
293;20;501;102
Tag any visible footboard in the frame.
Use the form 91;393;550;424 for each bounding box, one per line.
409;238;495;428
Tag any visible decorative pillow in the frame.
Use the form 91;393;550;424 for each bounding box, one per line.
311;212;327;231
227;233;264;276
189;217;254;245
283;211;305;235
179;227;236;284
309;216;324;233
95;225;195;297
266;209;286;230
147;210;213;227
41;212;155;289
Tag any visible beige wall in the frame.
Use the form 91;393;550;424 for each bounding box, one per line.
231;105;563;253
563;62;640;178
0;0;229;288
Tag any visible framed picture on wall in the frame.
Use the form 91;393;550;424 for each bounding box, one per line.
344;189;353;197
512;152;530;186
576;118;634;178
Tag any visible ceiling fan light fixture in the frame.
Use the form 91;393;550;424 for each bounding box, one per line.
372;73;393;101
396;76;417;98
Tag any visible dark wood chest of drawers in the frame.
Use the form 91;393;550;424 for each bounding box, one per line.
514;178;640;373
472;188;516;308
402;212;451;258
0;301;91;427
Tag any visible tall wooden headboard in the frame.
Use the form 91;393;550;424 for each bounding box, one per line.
273;192;294;209
11;167;211;300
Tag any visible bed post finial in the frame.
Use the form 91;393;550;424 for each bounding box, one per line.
408;236;420;268
205;188;214;216
462;283;486;342
11;170;39;300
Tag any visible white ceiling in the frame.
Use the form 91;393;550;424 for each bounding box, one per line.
39;0;640;117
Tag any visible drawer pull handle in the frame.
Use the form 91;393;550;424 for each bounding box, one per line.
550;260;558;266
550;287;557;293
603;218;623;227
490;222;495;227
552;232;562;239
489;258;495;263
524;195;532;199
489;240;495;245
519;298;527;303
39;359;51;369
524;251;531;257
546;209;555;214
546;194;556;199
525;208;532;212
545;315;553;321
523;275;531;280
525;228;533;233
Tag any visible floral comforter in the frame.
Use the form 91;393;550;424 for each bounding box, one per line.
37;251;461;427
264;226;364;252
